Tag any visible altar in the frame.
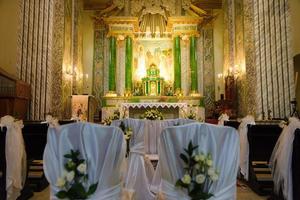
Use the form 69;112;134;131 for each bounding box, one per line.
97;3;208;121
121;102;187;119
101;95;205;121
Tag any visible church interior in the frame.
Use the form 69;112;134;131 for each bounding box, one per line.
0;0;300;199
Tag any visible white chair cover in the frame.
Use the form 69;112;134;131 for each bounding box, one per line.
155;123;239;200
0;115;27;200
43;122;126;200
143;119;196;154
270;117;300;200
41;115;60;127
111;118;195;200
237;115;255;180
218;113;229;126
112;118;155;200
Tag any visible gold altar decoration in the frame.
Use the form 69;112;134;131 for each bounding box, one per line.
167;16;203;37
103;17;139;38
142;64;164;96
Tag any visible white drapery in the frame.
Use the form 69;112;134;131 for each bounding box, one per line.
154;123;239;200
270;117;300;200
143;119;196;154
0;115;27;200
112;119;155;200
111;118;195;200
237;115;255;180
43;122;126;199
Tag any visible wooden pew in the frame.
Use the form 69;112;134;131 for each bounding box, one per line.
0;127;33;200
224;120;240;129
22;120;75;192
247;124;282;195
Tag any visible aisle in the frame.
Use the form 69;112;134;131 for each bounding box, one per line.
29;184;269;200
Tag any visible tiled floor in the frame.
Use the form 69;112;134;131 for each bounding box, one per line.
30;183;270;200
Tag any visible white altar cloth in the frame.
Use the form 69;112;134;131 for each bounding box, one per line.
121;102;188;109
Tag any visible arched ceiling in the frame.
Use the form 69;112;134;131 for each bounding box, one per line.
83;0;222;10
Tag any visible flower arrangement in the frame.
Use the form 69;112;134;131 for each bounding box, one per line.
102;110;121;125
186;110;197;120
119;121;133;157
140;109;164;120
175;141;219;200
55;150;98;199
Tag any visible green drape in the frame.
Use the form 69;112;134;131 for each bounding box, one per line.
174;36;181;91
108;37;116;91
190;36;198;92
125;37;133;91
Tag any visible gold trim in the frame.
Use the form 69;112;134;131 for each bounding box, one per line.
102;95;203;101
105;91;118;97
103;16;139;32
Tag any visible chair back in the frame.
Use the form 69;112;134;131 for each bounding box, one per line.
158;123;239;200
143;118;196;154
43;122;126;199
22;120;75;160
292;128;300;200
23;122;49;160
224;120;240;129
0;127;7;199
247;124;282;162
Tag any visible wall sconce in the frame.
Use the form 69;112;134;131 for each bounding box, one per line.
62;66;73;81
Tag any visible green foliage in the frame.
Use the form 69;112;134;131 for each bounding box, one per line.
175;141;219;200
102;110;120;125
55;149;98;200
119;121;132;157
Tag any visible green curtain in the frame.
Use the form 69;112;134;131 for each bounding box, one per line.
125;37;133;91
190;36;198;92
174;36;181;91
108;37;116;91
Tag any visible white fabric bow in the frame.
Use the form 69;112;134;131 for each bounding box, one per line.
218;113;229;125
270;117;300;200
0;115;22;129
238;115;255;180
41;115;59;128
0;115;27;200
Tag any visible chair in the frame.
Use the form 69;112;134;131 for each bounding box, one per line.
111;118;195;200
270;118;300;200
0;116;33;200
155;123;239;200
224;120;240;130
292;129;300;200
143;118;196;155
43;122;126;199
112;118;155;200
0;127;7;200
237;115;255;181
248;124;282;195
